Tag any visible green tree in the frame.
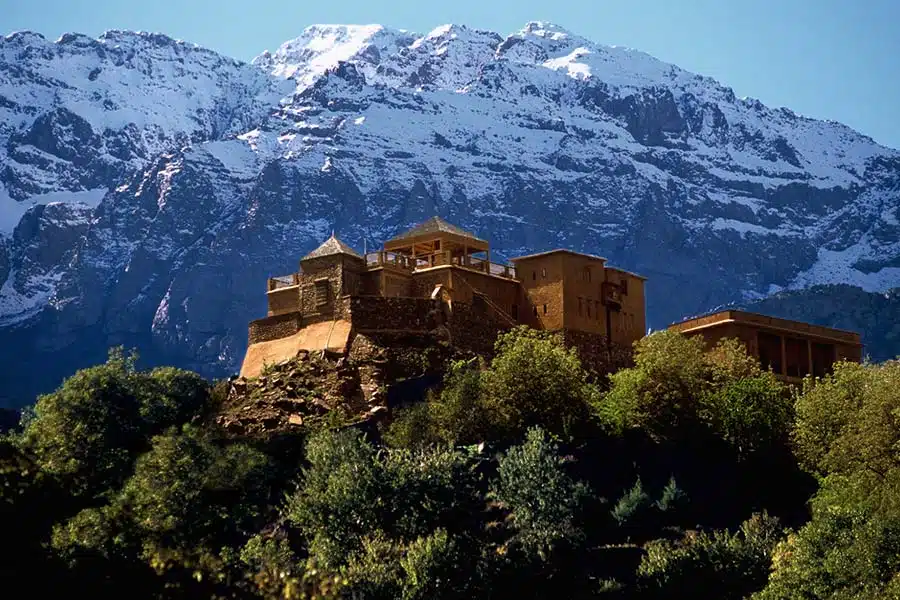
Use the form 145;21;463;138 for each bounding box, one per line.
18;349;217;499
483;327;598;440
489;427;590;561
53;425;272;583
756;508;900;600
598;331;791;454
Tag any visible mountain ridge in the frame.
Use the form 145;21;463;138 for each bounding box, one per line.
0;21;897;406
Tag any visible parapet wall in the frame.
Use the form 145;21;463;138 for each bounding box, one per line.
248;312;303;344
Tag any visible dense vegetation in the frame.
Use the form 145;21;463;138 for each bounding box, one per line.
2;329;898;599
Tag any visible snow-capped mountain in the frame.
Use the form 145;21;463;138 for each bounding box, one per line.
1;22;898;406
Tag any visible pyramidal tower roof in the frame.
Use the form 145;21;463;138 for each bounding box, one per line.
388;216;485;243
301;234;363;261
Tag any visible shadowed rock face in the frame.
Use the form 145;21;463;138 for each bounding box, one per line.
0;23;898;407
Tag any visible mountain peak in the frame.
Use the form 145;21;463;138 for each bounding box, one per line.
254;23;415;85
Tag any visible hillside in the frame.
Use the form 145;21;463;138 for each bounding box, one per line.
1;22;898;406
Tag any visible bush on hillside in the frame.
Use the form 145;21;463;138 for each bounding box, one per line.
598;331;792;454
386;327;600;447
489;427;591;561
638;512;782;600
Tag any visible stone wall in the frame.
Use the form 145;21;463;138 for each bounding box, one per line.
562;328;635;378
348;296;439;331
249;312;302;344
446;301;509;357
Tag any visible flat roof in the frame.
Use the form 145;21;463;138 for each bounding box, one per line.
510;248;607;263
604;266;648;281
669;309;861;345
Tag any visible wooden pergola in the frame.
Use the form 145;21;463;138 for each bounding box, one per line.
383;217;491;265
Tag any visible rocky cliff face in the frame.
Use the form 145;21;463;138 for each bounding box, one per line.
1;22;898;406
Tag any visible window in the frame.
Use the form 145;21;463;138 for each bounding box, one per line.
785;337;810;378
543;304;548;315
583;268;591;282
811;342;836;378
586;299;591;318
541;267;547;278
757;332;783;374
577;297;583;316
532;270;536;281
620;278;628;295
314;279;329;306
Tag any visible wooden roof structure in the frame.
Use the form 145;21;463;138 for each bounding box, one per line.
384;216;489;256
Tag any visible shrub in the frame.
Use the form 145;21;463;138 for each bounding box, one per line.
490;427;590;560
638;512;782;599
611;477;650;527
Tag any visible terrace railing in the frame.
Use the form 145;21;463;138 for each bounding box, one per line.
267;273;299;291
365;250;517;279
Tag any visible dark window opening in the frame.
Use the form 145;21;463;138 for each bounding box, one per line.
533;306;538;317
532;271;536;281
577;297;583;316
543;304;548;315
620;278;628;295
811;342;836;378
586;300;591;318
757;331;783;375
785;337;810;378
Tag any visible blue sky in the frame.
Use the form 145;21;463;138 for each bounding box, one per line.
4;0;899;149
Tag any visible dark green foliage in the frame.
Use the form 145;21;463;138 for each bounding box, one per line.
490;427;590;560
13;331;898;599
598;332;792;455
611;477;650;527
386;327;600;447
755;360;900;599
755;508;900;600
655;477;688;513
638;512;782;599
17;348;218;499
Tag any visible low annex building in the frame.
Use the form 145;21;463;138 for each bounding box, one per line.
669;309;863;383
240;216;646;378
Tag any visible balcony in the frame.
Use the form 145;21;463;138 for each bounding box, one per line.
364;250;518;280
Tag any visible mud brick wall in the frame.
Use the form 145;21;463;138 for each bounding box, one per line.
348;296;438;331
562;328;634;377
249;312;303;344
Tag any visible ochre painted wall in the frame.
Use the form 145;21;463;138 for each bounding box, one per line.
515;253;565;330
